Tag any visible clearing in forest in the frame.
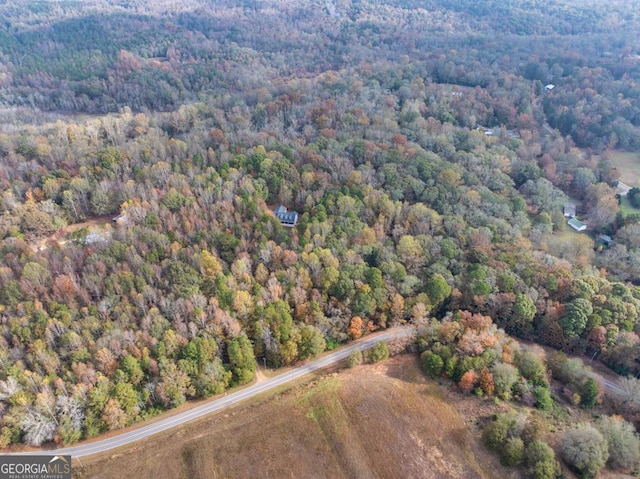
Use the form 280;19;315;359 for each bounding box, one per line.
75;355;516;479
608;150;640;187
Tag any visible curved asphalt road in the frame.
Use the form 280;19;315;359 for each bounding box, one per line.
13;327;414;459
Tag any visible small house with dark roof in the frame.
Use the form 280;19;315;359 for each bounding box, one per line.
274;205;299;227
597;234;612;247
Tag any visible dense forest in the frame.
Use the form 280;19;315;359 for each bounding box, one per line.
0;1;639;470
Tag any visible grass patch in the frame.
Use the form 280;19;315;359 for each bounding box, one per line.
77;356;512;479
302;376;339;401
553;228;581;240
305;405;323;422
607;150;640;186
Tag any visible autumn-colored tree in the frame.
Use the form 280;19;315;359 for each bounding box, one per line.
478;368;495;396
459;370;477;393
348;316;364;340
101;399;127;431
95;348;118;376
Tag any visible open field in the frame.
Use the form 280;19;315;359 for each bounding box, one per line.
608;150;640;187
75;356;516;479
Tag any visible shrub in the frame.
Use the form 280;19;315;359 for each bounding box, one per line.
562;357;589;384
618;376;640;411
483;417;510;451
525;440;560;479
517;352;548;387
521;414;546;443
597;415;640;471
483;413;524;451
533;387;553;410
492;362;518;399
501;437;524;466
546;351;568;379
420;351;444;377
579;378;599;408
347;350;363;368
561;424;609;478
366;341;389;363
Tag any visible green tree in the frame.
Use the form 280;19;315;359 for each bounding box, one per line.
561;424;609;478
120;355;144;386
518;352;548;386
113;381;139;418
397;235;424;273
502;437;524;466
162;261;202;298
159;361;194;407
347;350;363;368
579;378;599;408
521;415;546;444
421;351;444;378
263;300;294;344
56;415;82;445
182;337;219;374
483;413;521;452
425;274;452;308
492;363;519;399
227;335;256;385
90;183;114;215
597;415;640;471
560;298;593;339
533;387;553;410
298;324;326;360
520;178;567;214
194;360;231;397
366;341;389;363
351;284;377;317
525;441;561;479
85;379;110;437
20;262;51;289
628;187;640;208
511;293;536;335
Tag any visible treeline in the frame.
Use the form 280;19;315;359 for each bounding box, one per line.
1;0;640;150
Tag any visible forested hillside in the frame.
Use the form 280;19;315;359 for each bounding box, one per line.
0;0;640;452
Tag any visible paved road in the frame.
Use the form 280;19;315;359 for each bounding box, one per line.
13;327;414;459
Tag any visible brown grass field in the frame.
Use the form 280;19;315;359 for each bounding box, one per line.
607;150;640;187
75;355;517;479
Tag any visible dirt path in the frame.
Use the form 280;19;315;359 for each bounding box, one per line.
253;367;268;383
32;214;117;252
